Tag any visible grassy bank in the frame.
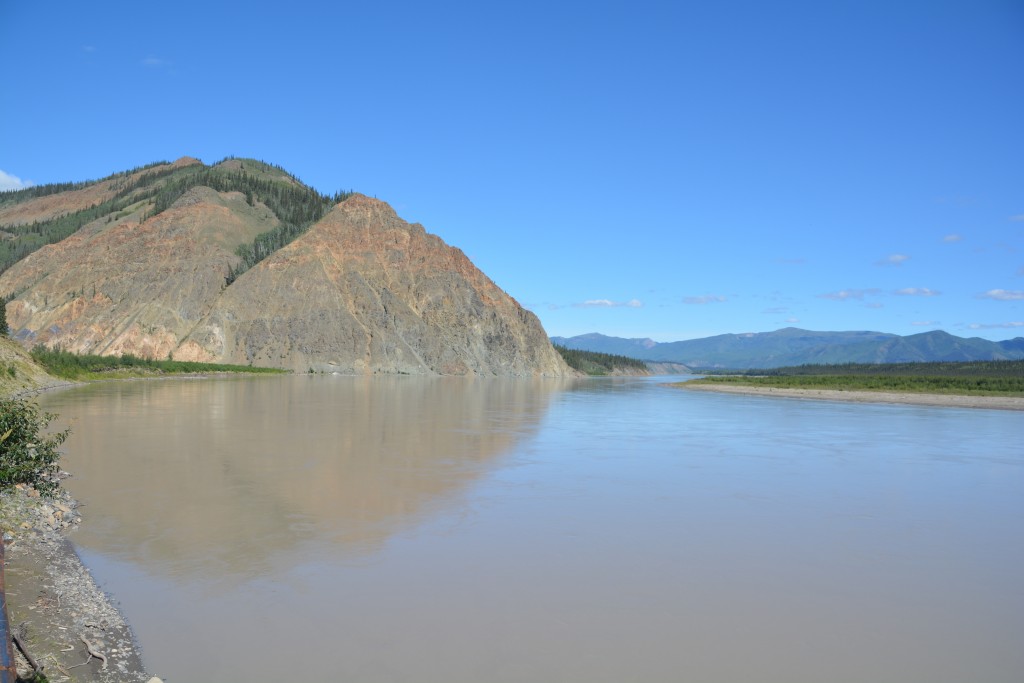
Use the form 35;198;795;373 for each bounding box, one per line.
30;347;287;381
704;359;1024;379
685;363;1024;397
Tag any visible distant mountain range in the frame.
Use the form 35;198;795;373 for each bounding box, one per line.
550;328;1024;369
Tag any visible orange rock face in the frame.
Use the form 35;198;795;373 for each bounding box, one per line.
186;195;567;375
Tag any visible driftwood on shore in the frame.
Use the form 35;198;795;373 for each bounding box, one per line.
12;632;42;678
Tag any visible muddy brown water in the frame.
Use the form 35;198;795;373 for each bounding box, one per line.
40;375;1024;682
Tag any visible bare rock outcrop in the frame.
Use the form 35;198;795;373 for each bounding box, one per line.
185;195;566;375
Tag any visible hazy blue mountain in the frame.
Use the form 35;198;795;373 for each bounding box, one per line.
549;333;660;358
551;328;1024;369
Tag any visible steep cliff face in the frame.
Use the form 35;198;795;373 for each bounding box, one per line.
184;195;567;375
0;162;568;376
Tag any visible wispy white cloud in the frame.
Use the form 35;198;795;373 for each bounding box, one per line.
942;234;962;242
574;298;643;308
683;295;727;305
83;45;96;53
142;56;171;68
784;317;799;323
968;321;1024;330
978;289;1024;301
818;288;882;301
911;320;940;326
1010;215;1024;222
762;306;789;314
865;302;884;309
0;169;32;191
875;253;909;267
894;287;940;297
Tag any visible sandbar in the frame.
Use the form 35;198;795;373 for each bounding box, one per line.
677;382;1024;411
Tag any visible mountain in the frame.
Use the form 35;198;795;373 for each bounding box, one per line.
550;332;661;358
0;157;568;376
551;328;1024;369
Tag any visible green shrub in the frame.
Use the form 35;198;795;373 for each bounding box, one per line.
28;346;285;379
0;397;69;493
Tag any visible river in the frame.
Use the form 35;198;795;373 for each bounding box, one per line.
40;375;1024;682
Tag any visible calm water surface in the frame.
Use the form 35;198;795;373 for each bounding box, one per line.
41;376;1024;682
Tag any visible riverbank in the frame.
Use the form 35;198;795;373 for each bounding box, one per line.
1;483;155;682
10;380;84;400
676;381;1024;410
2;370;274;682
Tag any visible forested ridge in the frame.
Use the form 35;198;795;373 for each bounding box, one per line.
0;158;353;282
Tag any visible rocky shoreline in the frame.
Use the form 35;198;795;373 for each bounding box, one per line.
1;482;157;683
677;381;1024;410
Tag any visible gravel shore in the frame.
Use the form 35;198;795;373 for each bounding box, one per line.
677;381;1024;410
1;483;155;683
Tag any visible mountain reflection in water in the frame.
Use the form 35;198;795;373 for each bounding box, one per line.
46;375;561;579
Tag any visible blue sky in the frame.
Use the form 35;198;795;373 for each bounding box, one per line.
2;0;1022;342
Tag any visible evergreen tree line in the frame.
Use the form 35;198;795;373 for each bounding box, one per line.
219;156;306;185
0;192;141;274
0;159;170;208
554;344;648;375
109;161;187;196
0;179;94;204
138;166;353;285
0;160;354;280
218;174;353;284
